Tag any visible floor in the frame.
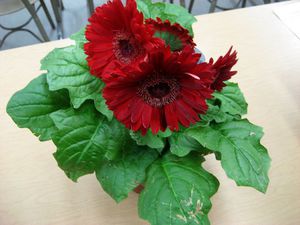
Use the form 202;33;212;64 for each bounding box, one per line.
0;0;266;50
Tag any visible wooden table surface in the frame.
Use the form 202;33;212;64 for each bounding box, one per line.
1;2;300;225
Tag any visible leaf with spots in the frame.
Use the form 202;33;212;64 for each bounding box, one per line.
186;119;271;193
6;74;69;141
138;153;219;225
96;143;158;203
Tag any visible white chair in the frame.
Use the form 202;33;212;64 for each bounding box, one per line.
0;0;55;48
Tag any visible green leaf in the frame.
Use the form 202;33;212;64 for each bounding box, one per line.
70;28;86;48
213;82;248;116
138;153;219;225
6;74;69;141
50;103;129;181
136;0;151;18
201;102;239;124
186;119;271;193
65;171;87;182
96;144;158;203
130;129;172;150
169;131;208;157
136;0;196;36
41;45;103;109
94;92;113;121
154;31;183;51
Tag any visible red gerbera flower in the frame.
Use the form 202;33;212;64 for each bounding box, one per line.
146;18;195;51
103;47;215;134
209;47;238;91
84;0;161;78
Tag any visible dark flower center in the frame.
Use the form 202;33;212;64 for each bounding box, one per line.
148;82;171;99
118;39;134;57
113;31;143;64
138;76;180;108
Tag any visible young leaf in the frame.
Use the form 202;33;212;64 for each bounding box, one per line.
50;103;129;181
201;102;239;123
96;144;158;203
136;0;196;36
6;74;69;141
138;153;219;225
213;82;248;116
169;131;208;157
186;119;271;193
94;92;113;121
130;129;172;150
41;46;103;109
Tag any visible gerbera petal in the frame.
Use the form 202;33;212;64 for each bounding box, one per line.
142;104;153;129
164;103;179;131
150;107;161;134
131;98;145;123
210;47;238;91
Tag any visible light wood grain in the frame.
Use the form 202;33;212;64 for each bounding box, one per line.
1;2;300;225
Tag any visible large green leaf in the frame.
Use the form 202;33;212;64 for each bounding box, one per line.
136;0;196;36
6;74;69;141
96;144;158;203
50;103;129;181
138;154;219;225
41;46;103;109
213;82;248;116
186;119;270;193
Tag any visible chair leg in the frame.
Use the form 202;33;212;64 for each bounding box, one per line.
242;0;247;7
87;0;95;16
21;0;49;42
50;0;62;24
40;0;55;29
189;0;195;13
179;0;186;8
50;0;64;39
61;0;65;10
209;0;218;13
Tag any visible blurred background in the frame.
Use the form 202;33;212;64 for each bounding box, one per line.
0;0;283;50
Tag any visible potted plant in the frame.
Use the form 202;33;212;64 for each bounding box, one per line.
6;0;270;224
